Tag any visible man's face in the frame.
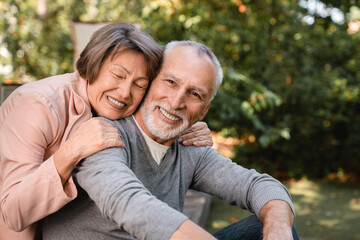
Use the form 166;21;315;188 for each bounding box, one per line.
136;46;216;144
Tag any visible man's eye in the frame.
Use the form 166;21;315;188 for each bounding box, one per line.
191;91;201;99
167;79;175;84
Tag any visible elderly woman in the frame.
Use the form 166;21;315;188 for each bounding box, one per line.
0;23;213;239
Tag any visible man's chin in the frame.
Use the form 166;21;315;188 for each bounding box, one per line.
148;122;189;141
149;128;182;141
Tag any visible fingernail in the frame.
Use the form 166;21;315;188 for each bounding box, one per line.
183;140;188;144
193;142;198;145
179;137;183;142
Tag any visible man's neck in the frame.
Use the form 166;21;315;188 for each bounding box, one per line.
133;111;176;146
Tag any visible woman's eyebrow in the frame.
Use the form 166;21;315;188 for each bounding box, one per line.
114;64;130;74
114;64;148;80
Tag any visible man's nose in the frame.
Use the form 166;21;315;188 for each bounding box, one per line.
169;90;186;110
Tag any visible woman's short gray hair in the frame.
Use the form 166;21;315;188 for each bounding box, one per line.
76;22;163;84
163;40;223;99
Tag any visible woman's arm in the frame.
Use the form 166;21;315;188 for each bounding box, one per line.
178;121;213;146
54;118;123;185
0;93;123;231
0;94;71;231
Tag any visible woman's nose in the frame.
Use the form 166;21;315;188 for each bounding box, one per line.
117;79;132;99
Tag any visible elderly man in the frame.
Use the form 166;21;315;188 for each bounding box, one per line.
43;41;299;240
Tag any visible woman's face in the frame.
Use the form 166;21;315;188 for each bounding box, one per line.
87;50;149;120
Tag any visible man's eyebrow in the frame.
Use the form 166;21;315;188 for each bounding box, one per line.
161;72;183;84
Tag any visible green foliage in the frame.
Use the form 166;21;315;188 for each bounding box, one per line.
0;0;74;82
1;0;359;179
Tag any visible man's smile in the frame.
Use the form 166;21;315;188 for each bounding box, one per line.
159;107;181;121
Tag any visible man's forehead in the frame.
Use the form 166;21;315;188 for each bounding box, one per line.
165;45;196;59
162;46;212;70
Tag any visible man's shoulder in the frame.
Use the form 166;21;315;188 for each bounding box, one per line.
176;143;231;167
176;143;216;160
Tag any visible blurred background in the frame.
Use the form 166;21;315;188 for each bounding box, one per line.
1;0;360;239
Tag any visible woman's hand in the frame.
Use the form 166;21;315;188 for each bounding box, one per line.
178;121;213;147
54;118;124;185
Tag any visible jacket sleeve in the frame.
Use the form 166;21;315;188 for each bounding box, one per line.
191;148;295;217
0;92;77;231
75;147;188;240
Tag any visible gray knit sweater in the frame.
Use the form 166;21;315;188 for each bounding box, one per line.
42;116;294;240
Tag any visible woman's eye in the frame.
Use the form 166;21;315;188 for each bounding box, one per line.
115;74;125;79
135;83;145;89
134;80;149;89
167;79;175;84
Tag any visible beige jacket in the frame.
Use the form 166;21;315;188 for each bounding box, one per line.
0;72;92;239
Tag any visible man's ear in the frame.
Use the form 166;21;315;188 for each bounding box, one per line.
198;104;210;121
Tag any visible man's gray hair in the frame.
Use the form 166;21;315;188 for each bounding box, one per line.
164;40;223;100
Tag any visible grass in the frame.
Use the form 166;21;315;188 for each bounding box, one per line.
205;178;360;240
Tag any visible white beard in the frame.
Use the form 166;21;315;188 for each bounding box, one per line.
141;101;189;140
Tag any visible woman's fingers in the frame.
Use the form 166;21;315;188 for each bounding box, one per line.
87;118;124;148
179;121;213;147
66;118;124;160
102;130;124;148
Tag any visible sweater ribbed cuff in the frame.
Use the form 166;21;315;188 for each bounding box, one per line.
252;185;295;218
146;207;189;240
